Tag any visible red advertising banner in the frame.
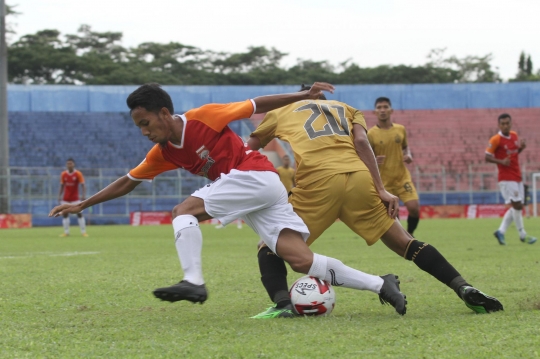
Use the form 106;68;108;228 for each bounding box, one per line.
130;212;172;226
465;204;508;219
0;214;32;229
399;205;466;219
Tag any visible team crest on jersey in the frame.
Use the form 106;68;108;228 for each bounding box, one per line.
395;135;402;144
196;145;210;160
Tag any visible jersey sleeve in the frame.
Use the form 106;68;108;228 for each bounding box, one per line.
76;171;85;184
184;99;255;133
486;135;500;155
348;105;367;131
250;110;279;148
128;145;178;182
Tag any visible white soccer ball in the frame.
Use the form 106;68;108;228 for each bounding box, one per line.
289;275;336;316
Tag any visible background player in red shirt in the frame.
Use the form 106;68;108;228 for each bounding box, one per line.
49;83;406;313
486;113;536;245
58;158;88;237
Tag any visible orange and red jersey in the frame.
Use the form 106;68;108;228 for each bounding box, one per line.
485;131;522;182
60;170;85;201
129;100;276;182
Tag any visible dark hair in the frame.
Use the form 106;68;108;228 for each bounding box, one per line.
375;97;392;107
299;84;327;100
498;113;511;123
66;158;75;163
126;83;174;114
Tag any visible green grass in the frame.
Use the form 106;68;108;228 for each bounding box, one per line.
1;218;539;358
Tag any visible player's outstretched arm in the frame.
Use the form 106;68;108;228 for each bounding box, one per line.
352;124;399;218
49;176;140;217
253;82;335;114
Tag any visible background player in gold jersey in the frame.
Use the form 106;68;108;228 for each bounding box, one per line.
368;97;420;236
275;155;295;193
248;86;503;318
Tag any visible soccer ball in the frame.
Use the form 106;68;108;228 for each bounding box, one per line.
289;276;336;316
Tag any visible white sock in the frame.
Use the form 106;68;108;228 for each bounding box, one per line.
308;253;383;293
512;208;527;238
78;217;86;234
172;215;204;285
237;219;242;229
498;208;513;234
62;217;70;234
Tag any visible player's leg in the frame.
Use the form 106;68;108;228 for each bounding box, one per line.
399;181;420;236
60;201;70;237
76;210;88;237
248;175;406;316
380;221;503;313
253;176;341;317
153;195;211;303
494;181;513;245
510;183;536;244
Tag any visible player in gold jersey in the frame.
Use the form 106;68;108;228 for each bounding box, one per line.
249;86;503;318
275;155;295;193
367;97;420;236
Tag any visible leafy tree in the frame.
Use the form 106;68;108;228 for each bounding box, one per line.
7;26;507;85
511;51;539;82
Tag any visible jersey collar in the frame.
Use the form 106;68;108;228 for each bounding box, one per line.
498;130;511;139
168;114;187;149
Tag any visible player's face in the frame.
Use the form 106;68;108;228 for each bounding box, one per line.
66;161;75;171
131;107;173;145
498;118;511;136
283;156;290;167
374;102;393;121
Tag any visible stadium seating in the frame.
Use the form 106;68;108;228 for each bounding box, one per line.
364;108;540;175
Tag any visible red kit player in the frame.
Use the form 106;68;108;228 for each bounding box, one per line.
486;113;536;245
58;158;88;237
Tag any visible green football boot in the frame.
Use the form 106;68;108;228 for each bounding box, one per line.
251;303;296;319
459;286;503;314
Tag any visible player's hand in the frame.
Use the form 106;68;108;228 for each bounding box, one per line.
501;157;511;166
49;204;83;217
519;139;526;150
379;190;400;219
403;155;413;164
305;82;335;99
376;155;386;165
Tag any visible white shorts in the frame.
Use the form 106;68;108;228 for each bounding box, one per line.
498;181;524;204
191;170;309;253
61;200;83;213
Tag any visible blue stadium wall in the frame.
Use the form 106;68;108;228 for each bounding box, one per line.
7;83;540;226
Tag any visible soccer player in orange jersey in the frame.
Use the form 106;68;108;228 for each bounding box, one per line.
486;113;536;245
49;83;405;312
58;158;88;237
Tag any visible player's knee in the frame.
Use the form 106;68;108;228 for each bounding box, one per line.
257;240;266;250
171;204;189;218
287;255;313;274
77;213;82;218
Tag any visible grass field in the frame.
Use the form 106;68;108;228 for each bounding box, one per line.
1;218;539;358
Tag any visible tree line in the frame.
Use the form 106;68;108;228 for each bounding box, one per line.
6;24;539;85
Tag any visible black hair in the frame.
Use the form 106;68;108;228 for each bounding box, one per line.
375;97;392;107
126;83;174;114
498;113;511;123
66;158;75;163
299;84;327;100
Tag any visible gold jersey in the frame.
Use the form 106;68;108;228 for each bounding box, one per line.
367;123;412;188
252;100;368;187
276;166;295;193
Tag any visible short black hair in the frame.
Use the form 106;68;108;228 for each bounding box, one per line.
375;97;392;107
299;84;327;100
498;113;511;123
66;158;75;163
126;83;174;114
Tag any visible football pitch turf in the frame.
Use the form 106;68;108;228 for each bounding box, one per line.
1;218;539;358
